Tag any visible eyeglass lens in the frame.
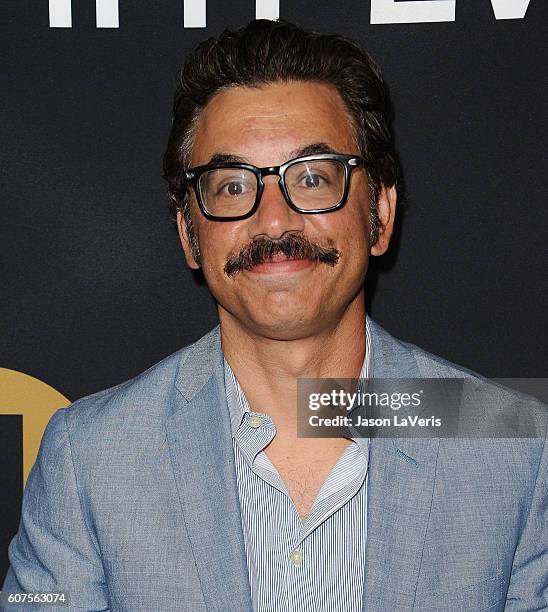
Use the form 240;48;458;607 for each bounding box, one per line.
197;160;346;217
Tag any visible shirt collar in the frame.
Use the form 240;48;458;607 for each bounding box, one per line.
224;315;373;452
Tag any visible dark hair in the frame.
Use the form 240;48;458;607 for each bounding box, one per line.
163;19;400;246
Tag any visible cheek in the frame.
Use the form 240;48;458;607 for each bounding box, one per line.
336;218;371;275
337;206;370;247
348;202;372;251
197;222;243;271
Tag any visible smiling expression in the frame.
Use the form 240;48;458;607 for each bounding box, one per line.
177;81;395;340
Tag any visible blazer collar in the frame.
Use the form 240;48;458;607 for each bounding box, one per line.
367;317;420;378
173;324;223;403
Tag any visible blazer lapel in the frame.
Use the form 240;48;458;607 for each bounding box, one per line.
362;319;440;611
165;326;252;612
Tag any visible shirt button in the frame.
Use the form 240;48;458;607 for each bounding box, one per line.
290;549;303;566
248;415;262;428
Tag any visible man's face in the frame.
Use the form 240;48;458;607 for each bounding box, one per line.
177;81;395;340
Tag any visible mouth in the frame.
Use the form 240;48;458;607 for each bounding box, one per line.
223;233;340;278
249;253;314;274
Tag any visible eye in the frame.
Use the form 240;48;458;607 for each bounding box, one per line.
298;172;329;189
222;182;245;196
215;179;253;198
303;174;324;188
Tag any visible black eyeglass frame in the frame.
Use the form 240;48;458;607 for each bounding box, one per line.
183;153;369;221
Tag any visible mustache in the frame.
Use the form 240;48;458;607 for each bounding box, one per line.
224;233;340;277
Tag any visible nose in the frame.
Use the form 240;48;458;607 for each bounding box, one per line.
247;175;305;240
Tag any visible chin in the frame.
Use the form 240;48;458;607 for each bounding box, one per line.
220;291;340;339
245;310;325;341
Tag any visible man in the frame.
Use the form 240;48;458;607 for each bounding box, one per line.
2;19;547;612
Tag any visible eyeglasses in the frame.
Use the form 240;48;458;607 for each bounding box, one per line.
183;153;368;221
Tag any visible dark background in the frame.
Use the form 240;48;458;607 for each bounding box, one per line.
1;0;546;581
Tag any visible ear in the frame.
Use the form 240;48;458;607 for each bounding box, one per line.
371;184;397;256
176;208;201;269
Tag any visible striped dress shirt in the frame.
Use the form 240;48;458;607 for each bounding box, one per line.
223;318;372;611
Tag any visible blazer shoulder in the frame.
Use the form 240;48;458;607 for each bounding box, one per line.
406;340;482;379
368;317;483;380
368;318;547;435
60;325;221;436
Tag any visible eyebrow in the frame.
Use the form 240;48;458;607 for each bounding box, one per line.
206;142;338;166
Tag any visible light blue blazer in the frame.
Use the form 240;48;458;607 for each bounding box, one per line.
2;319;547;611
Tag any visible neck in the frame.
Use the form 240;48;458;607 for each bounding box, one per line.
219;293;367;435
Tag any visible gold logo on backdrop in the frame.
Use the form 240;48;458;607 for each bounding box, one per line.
0;368;70;487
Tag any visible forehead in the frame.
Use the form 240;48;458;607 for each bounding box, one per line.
191;81;358;166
